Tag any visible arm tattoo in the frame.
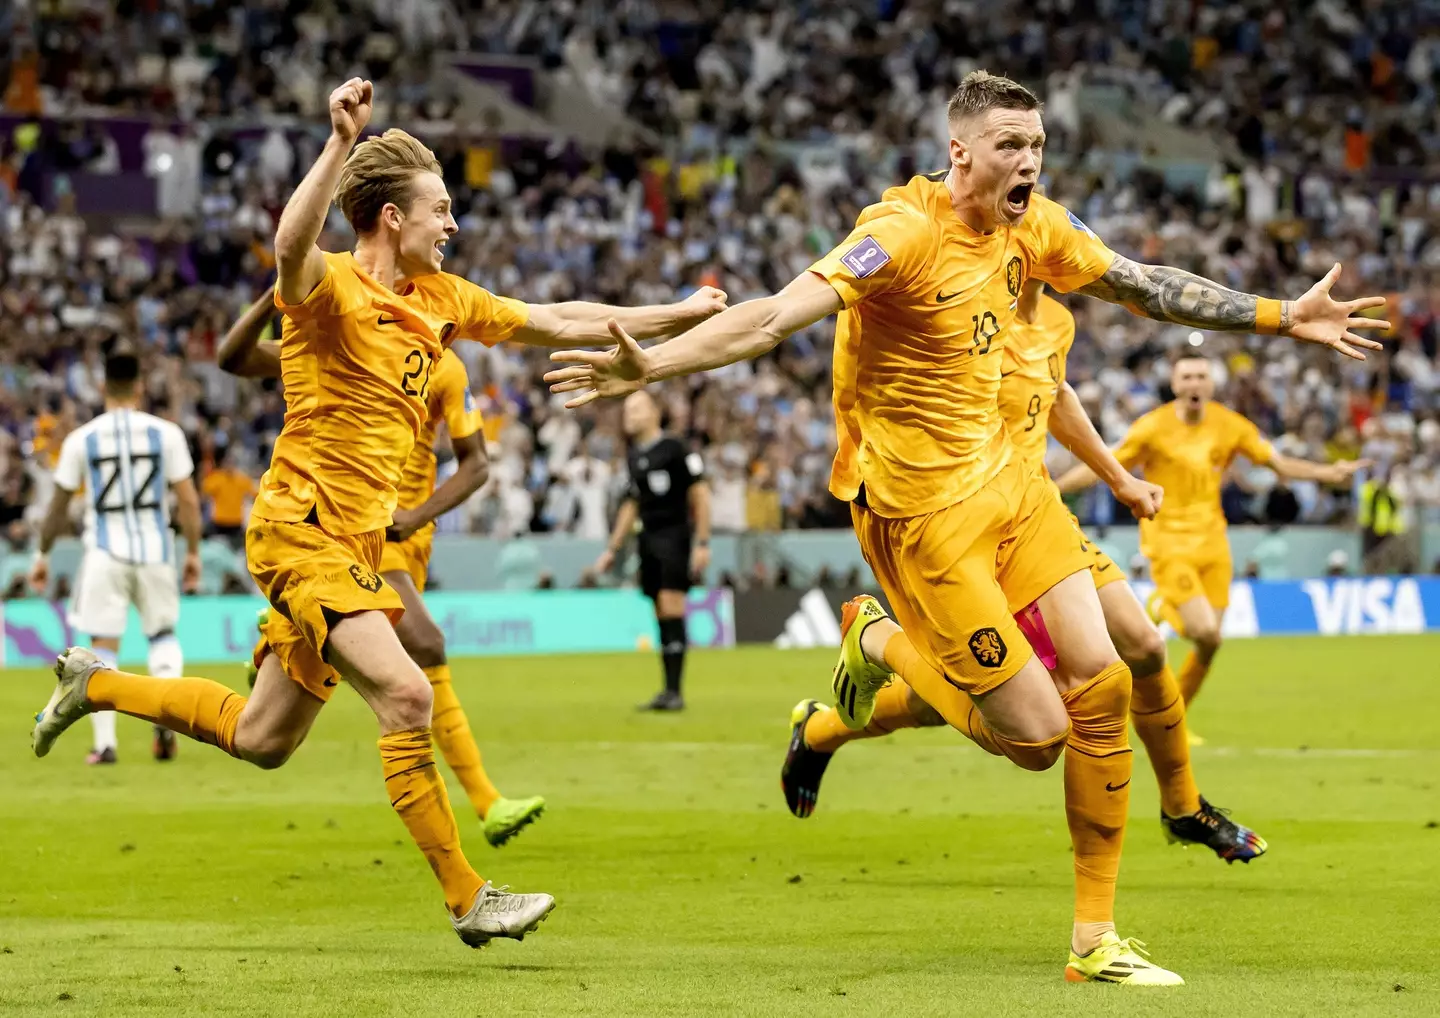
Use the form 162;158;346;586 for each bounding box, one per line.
1076;254;1278;332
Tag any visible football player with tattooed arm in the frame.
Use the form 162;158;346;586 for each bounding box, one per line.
545;70;1387;985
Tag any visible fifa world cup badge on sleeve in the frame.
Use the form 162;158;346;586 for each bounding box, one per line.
840;236;891;278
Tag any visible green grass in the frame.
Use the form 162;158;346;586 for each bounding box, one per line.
1;636;1438;1017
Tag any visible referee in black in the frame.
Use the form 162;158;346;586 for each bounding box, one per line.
593;391;711;711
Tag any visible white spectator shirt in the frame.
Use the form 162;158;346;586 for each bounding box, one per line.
53;409;193;565
560;456;613;540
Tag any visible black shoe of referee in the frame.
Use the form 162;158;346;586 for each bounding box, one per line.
639;690;685;712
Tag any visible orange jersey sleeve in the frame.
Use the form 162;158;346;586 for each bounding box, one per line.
448;277;529;347
1227;408;1276;466
1019;195;1117;294
997;294;1075;474
808;201;938;307
1113;412;1155;470
437;352;484;442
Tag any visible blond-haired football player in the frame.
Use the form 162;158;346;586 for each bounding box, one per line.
31;79;726;947
783;281;1267;865
545;71;1386;982
218;295;548;849
1057;355;1367;712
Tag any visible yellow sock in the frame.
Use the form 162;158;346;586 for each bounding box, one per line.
87;669;243;757
1178;650;1209;705
1130;663;1201;817
379;727;485;917
805;683;921;754
426;664;501;819
1061;661;1133;926
882;630;1005;758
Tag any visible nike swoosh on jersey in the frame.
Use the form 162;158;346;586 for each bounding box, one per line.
1105;779;1131;792
936;290;963;302
377;316;405;326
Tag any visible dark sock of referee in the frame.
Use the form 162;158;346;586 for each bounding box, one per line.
657;612;688;699
596;391;711;712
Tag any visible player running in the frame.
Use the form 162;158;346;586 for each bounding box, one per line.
31;79;726;947
781;281;1267;864
1056;354;1367;713
218;296;548;847
30;343;202;764
545;71;1386;982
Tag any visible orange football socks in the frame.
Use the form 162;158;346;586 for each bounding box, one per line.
425;664;501;819
1061;661;1133;930
804;682;923;754
86;669;244;757
379;727;485;917
1129;663;1201;818
1177;650;1209;704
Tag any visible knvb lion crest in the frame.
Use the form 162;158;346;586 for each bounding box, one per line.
1006;257;1023;298
969;626;1008;668
349;565;384;594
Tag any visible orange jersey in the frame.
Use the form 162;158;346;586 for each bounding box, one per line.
811;179;1115;517
1115;401;1275;560
394;348;485;511
261;251;526;535
997;293;1075;474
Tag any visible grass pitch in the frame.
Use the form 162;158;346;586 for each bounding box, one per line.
1;636;1438;1017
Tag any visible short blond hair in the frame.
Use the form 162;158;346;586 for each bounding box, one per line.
946;71;1042;125
335;129;443;234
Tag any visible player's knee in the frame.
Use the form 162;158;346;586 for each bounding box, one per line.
1191;628;1222;659
399;619;447;670
996;724;1070;771
386;676;435;729
904;685;947;728
237;731;301;770
1119;628;1166;679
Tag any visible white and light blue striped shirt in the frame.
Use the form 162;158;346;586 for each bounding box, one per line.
53;409;194;565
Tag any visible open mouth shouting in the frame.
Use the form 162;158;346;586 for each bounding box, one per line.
1005;182;1034;217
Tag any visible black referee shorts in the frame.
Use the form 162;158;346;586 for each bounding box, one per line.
638;526;692;600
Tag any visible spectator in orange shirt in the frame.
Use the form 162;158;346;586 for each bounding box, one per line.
201;446;256;548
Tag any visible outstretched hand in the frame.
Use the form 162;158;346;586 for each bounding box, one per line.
544;320;653;408
1285;264;1389;361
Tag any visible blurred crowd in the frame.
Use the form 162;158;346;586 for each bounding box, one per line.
3;0;1440;582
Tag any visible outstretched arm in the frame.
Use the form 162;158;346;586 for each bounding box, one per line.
1049;382;1161;518
275;78;372;305
217;296;282;378
544;273;844;406
1270;453;1370;485
1075;259;1389;361
515;288;729;348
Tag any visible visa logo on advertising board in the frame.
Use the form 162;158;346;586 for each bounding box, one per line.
1300;578;1426;635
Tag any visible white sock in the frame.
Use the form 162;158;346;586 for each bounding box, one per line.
89;645;121;752
90;710;118;752
147;634;183;679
